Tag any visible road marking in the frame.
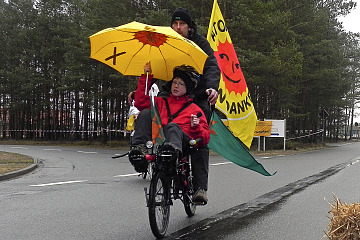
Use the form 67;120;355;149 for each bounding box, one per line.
113;173;140;178
210;162;231;166
43;149;62;151
77;151;97;154
10;147;28;149
30;180;88;187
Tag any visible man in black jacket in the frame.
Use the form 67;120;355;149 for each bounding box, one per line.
168;8;221;205
170;8;220;119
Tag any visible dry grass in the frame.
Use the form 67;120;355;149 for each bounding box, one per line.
0;152;34;174
325;195;360;239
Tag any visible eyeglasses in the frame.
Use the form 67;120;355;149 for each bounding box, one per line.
172;80;186;87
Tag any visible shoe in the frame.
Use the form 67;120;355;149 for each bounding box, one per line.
157;143;180;171
128;146;147;173
194;189;208;205
158;143;175;160
160;143;183;159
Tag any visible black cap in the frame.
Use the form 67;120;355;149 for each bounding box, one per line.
171;8;193;28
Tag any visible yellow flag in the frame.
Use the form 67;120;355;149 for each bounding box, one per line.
207;0;257;148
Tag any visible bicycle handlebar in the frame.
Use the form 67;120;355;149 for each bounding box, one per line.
189;138;202;146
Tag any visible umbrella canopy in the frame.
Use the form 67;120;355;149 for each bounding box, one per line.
89;21;208;81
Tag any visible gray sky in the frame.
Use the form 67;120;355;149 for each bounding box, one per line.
339;0;360;33
338;0;360;123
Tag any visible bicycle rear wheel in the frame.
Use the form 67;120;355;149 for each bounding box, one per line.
180;158;196;217
183;172;196;217
184;192;196;217
148;171;170;238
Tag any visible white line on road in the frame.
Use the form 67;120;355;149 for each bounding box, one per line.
43;149;62;151
10;147;28;149
30;180;88;187
113;173;140;178
77;151;97;154
210;162;231;166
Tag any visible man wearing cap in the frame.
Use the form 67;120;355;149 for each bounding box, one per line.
168;7;221;205
170;8;220;112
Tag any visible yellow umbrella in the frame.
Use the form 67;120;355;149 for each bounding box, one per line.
89;21;208;81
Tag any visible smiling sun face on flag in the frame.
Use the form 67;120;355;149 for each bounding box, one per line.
214;39;247;95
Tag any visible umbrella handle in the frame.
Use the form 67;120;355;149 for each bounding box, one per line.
145;72;148;95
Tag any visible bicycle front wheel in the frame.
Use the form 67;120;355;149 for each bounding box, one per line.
148;171;170;238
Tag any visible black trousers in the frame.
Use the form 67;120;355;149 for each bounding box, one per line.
131;108;209;191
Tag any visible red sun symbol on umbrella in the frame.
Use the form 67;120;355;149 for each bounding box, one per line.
134;27;167;47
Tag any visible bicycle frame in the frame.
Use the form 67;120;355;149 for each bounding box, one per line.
144;142;196;238
144;153;191;202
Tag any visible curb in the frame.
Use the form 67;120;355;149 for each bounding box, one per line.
0;160;38;181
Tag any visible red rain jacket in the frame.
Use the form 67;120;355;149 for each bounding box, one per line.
134;74;210;146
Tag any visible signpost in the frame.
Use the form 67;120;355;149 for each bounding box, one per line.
255;119;286;151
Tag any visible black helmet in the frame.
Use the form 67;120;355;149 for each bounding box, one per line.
172;65;200;95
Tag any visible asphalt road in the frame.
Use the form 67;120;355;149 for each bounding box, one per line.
218;155;360;240
1;141;359;240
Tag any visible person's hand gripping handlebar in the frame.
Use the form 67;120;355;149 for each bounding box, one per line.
189;112;203;146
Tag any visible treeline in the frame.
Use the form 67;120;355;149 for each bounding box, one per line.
0;0;359;144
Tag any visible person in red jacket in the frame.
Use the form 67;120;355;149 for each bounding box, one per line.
129;63;210;204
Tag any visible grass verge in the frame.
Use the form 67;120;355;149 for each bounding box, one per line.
0;152;34;174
